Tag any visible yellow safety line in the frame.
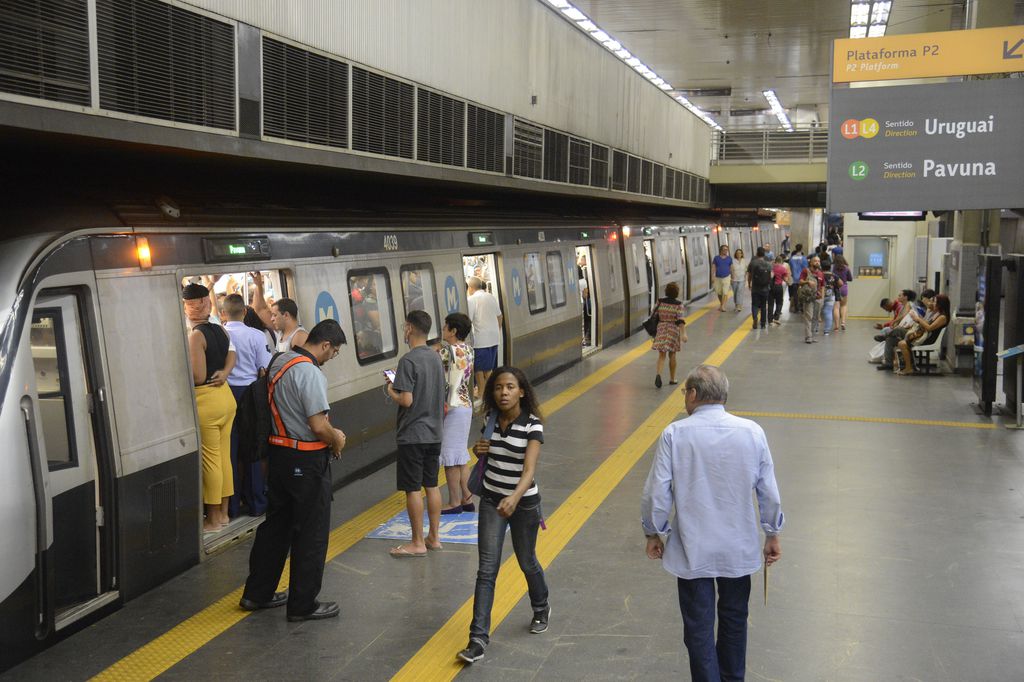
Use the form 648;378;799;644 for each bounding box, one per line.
731;410;996;430
391;319;752;682
92;301;719;681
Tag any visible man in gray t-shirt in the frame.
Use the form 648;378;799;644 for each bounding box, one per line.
385;310;445;557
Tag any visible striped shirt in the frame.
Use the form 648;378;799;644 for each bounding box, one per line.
482;411;543;502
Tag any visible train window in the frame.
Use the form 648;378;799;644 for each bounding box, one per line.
31;310;78;470
630;242;641;284
180;271;286;324
661;241;673;276
348;268;398;364
545;251;567;308
607;246;617;291
524;252;547;314
400;264;440;342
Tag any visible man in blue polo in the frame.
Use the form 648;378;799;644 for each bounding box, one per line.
641;365;784;681
711;245;733;312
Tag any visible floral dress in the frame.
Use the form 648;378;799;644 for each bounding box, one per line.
439;342;474;408
651;298;686;353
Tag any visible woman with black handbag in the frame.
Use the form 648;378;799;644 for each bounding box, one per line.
652;282;688;388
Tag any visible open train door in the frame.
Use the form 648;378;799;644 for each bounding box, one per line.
462;253;506;365
575;246;599;354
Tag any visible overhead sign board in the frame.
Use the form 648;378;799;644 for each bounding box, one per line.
833;25;1024;83
827;79;1024;213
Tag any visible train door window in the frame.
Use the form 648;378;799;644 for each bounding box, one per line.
32;293;107;616
31;310;78;470
643;239;656;312
400;264;440;342
348;269;398;363
181;271;286;322
630;242;641;285
576;246;598;351
679;237;690;300
670;239;679;273
606;244;617;292
545;251;566;308
524;252;547;313
660;240;673;277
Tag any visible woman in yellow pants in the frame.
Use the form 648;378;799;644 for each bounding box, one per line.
183;283;237;532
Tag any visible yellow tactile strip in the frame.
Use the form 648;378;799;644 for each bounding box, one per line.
731;410;997;430
91;302;719;681
390;318;752;682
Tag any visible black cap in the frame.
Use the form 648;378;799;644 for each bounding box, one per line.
182;283;209;300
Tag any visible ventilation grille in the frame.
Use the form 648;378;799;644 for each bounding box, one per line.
0;0;90;105
417;88;464;166
641;160;653;195
610;149;627;191
513;118;543;179
262;37;348;148
543;129;568;183
568;137;590;186
674;171;683;200
652;164;664;197
590;144;608;189
351;66;414;159
466;104;504;173
97;0;235;129
627;155;641;194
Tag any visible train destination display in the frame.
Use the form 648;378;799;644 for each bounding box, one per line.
827;79;1024;213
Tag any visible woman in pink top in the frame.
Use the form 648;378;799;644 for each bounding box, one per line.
769;256;791;326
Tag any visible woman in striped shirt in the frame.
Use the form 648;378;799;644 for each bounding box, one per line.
458;367;549;664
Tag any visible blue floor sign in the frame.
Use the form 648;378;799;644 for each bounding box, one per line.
365;510;493;545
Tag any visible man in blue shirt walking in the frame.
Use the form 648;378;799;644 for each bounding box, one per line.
641;365;784;681
788;244;808;313
711;244;733;312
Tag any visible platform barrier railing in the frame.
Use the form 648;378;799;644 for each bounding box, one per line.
711;126;828;165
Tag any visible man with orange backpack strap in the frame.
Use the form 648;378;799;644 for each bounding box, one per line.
240;319;348;622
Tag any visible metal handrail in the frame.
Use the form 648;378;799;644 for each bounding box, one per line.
711;127;828;165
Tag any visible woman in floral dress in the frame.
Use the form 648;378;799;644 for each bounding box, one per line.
438;313;476;513
652;282;688;388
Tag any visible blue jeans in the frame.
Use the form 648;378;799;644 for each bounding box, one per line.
469;495;548;645
677;575;752;682
823;294;836;332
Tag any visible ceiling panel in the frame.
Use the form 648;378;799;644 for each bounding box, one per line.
569;0;963;129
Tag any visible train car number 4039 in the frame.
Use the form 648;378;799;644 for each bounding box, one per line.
383;234;399;251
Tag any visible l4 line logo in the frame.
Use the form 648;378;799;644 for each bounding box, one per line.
841;118;880;140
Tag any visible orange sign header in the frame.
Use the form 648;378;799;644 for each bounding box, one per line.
833;25;1024;83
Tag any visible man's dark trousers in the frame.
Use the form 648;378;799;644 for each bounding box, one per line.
750;288;770;329
242;445;332;617
677;575;752;682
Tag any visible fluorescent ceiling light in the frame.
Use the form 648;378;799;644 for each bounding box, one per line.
849;25;868;39
762;89;793;132
604;40;622;51
850;2;870;26
591;30;611;42
615;48;631;58
658;82;672;90
625;56;642;67
562;6;586;21
652;77;665;86
547;0;571;8
871;0;892;22
868;24;886;37
578;19;598;32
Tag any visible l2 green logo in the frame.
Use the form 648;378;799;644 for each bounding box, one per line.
848;161;869;181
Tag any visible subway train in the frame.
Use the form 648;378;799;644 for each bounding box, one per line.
0;212;781;669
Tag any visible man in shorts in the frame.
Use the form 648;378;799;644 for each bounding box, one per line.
711;245;733;311
385;310;446;557
467;276;502;404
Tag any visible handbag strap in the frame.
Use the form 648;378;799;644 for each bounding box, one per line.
482;411;498;441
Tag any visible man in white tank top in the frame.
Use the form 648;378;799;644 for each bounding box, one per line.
271;298;308;352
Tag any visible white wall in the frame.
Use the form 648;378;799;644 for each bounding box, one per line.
182;0;711;175
842;214;920;317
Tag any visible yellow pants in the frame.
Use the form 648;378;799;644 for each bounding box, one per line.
195;382;236;505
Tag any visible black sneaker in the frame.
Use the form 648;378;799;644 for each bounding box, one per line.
654;374;662;388
530;606;551;634
458;639;486;663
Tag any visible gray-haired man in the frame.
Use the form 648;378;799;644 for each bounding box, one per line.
641;365;784;681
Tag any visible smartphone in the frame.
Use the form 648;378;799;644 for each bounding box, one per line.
383;369;396;383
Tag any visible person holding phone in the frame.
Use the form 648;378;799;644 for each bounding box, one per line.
458;366;549;665
385;311;446;558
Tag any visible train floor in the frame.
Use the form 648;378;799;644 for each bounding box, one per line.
7;300;1024;681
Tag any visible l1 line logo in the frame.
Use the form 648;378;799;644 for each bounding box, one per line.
827;78;1024;212
841;118;879;140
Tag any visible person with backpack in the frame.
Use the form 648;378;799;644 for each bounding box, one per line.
745;248;773;331
799;256;826;343
240;319;348;622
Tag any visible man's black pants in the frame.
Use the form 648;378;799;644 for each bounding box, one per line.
243;446;332;617
750;288;770;329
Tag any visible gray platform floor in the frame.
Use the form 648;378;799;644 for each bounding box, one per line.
7;304;1024;681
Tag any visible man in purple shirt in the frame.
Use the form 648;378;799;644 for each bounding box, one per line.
641;364;784;681
223;294;273;517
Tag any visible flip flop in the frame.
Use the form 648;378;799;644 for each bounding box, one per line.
461;501;476;512
427;543;444;551
440;506;463;515
389;545;426;558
